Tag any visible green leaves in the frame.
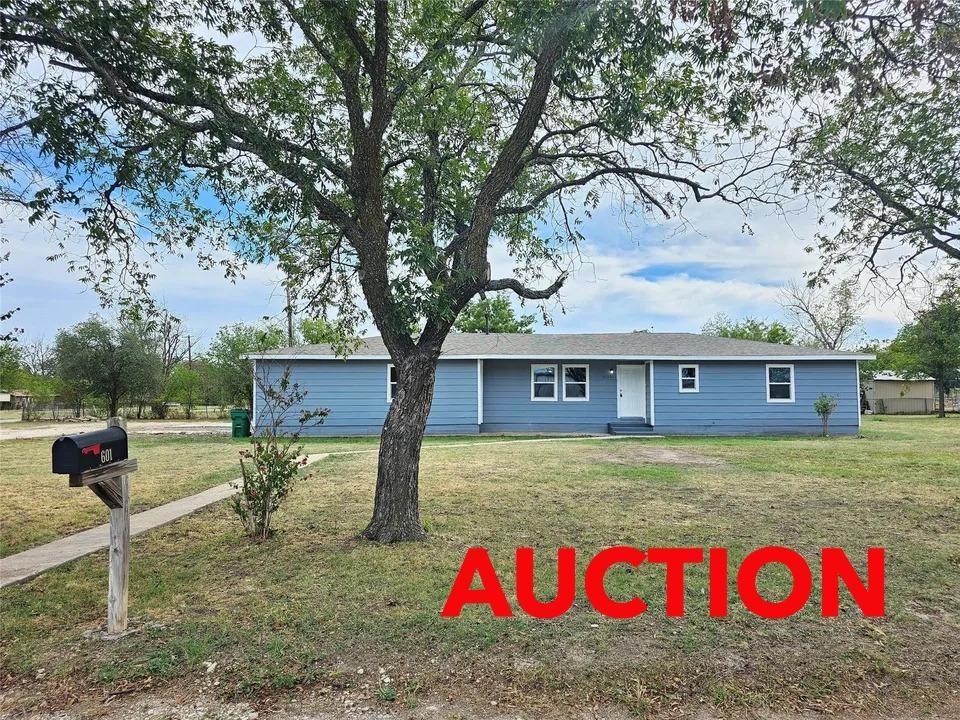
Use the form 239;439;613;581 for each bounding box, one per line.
453;294;536;334
6;0;932;348
701;313;795;345
886;291;960;390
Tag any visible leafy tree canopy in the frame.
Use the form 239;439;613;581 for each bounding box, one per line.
454;294;534;334
53;316;163;416
701;313;794;345
0;340;22;387
884;290;960;417
207;323;285;409
789;1;960;284
299;316;362;355
1;0;847;344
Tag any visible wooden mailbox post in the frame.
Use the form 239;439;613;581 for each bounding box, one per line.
52;417;137;634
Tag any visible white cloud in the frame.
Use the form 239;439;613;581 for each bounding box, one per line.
3;193;919;348
2;215;287;350
490;198;911;340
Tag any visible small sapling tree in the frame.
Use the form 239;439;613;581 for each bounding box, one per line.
814;393;840;437
231;366;328;540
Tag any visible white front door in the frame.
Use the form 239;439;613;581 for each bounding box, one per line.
617;364;646;418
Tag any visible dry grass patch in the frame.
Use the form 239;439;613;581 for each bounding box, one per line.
0;435;249;556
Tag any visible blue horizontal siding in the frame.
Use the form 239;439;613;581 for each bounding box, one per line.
254;359;478;436
255;356;861;437
653;360;859;435
483;359;643;430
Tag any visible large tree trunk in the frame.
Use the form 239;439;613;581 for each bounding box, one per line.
937;381;946;418
362;349;440;542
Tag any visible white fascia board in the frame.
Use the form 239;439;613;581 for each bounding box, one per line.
248;353;877;362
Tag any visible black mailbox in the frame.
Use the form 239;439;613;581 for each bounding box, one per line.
52;427;129;475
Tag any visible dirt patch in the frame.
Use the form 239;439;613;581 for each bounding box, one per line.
0;420;229;441
4;682;959;720
603;445;727;467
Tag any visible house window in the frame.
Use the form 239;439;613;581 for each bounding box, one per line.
531;364;557;401
679;364;699;393
562;364;590;401
766;364;795;402
387;364;397;402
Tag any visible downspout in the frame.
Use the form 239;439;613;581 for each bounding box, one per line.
477;359;484;432
856;360;861;430
251;358;257;433
649;361;656;427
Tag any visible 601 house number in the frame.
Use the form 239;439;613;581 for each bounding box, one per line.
100;447;113;464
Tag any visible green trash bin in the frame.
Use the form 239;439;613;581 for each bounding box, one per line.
230;408;251;438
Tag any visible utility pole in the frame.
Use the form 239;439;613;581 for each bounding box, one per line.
186;335;193;418
285;284;295;346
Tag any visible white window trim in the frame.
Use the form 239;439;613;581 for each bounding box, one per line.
766;363;795;403
562;364;590;401
530;363;558;401
387;363;397;402
678;364;699;393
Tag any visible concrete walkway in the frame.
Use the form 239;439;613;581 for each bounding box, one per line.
0;453;328;587
0;434;652;588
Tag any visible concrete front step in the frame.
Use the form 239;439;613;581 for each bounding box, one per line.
608;421;656;435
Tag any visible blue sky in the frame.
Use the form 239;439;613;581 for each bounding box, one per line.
3;196;907;351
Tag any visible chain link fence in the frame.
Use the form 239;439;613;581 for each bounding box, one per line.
870;390;959;415
20;400;232;422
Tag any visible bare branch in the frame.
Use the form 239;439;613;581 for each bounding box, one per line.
486;273;567;300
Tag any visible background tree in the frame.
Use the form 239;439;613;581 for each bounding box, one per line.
884;291;960;418
855;340;891;392
299;317;363;356
21;338;55;376
53;316;161;417
165;362;205;419
1;0;900;541
454;295;535;334
154;312;189;379
0;340;22;388
780;278;866;350
208;323;285;410
701;314;794;345
123;322;165;418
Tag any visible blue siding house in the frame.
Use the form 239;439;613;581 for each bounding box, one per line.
250;333;872;436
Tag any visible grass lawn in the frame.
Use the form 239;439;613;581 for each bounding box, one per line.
1;416;958;717
0;435;249;556
0;433;553;557
0;408;23;425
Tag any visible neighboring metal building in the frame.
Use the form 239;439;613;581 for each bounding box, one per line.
250;333;872;436
863;372;937;415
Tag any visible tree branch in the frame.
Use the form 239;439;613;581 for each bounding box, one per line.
486;273;567;300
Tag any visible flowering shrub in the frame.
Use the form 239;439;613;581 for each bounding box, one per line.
232;441;311;540
230;365;327;540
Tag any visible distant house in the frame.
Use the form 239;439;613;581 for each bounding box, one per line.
250;333;873;436
0;389;31;410
863;372;937;415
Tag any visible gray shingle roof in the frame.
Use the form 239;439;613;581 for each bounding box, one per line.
251;332;873;360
